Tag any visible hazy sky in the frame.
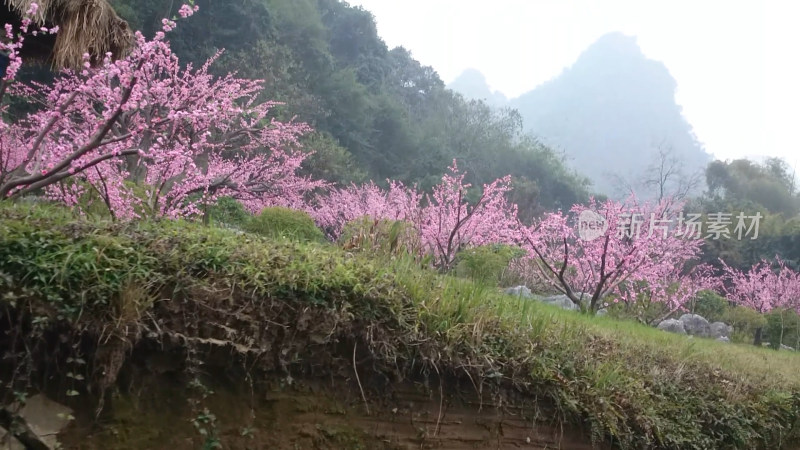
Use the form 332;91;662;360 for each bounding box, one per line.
348;0;800;169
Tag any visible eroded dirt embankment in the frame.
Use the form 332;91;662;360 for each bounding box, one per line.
53;351;602;450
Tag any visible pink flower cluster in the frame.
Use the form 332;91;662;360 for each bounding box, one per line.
1;3;58;81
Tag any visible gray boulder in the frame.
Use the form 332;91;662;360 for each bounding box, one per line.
716;336;730;343
657;319;686;335
504;286;534;299
596;308;608;317
0;394;73;449
709;322;733;339
542;294;580;311
679;314;711;337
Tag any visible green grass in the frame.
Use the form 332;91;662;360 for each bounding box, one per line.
243;206;326;242
2;201;800;450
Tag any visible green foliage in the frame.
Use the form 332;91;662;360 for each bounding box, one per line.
207;197;251;228
722;306;768;344
299;132;367;184
698;157;800;272
688;290;729;323
244;207;325;242
705;158;799;217
338;217;423;261
0;203;160;317
452;244;525;286
765;308;800;350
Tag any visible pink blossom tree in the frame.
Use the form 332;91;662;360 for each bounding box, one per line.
312;180;422;239
721;257;800;345
313;161;520;270
1;4;323;220
418;161;519;270
520;197;707;313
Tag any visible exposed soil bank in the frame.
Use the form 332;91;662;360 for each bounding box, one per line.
54;351;602;450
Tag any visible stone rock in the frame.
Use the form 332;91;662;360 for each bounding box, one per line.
0;394;72;450
596;308;608;317
541;294;580;311
657;319;686;335
709;322;733;339
716;336;730;343
504;285;534;299
679;314;711;337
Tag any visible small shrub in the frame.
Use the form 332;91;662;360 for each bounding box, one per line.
689;290;729;323
453;244;526;286
244;207;325;242
338;216;422;260
722;306;767;344
765;308;800;350
600;283;671;325
207;197;251;228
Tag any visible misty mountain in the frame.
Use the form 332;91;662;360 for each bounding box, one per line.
447;68;508;108
451;33;711;198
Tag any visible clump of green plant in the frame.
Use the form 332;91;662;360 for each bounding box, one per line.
207;196;251;228
338;217;423;260
765;308;800;350
688;290;729;322
722;306;768;344
244;207;325;242
452;244;525;286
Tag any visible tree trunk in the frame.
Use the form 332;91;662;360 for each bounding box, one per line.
753;327;763;347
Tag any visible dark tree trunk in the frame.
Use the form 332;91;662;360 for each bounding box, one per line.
753;327;763;347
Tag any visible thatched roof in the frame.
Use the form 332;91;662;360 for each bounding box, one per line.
2;0;133;69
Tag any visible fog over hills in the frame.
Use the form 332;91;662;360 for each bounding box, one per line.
449;32;712;198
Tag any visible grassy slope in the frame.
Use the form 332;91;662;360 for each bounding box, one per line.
1;203;800;449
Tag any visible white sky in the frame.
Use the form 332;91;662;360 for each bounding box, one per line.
348;0;800;170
